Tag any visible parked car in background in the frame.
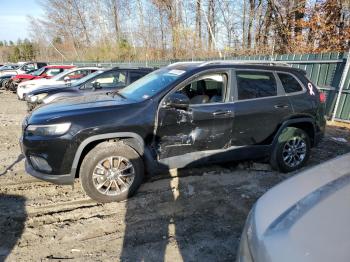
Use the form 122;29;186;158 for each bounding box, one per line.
0;62;47;77
0;74;15;89
8;65;75;92
236;152;350;262
0;64;19;72
21;61;326;202
17;67;100;100
0;64;22;88
25;67;154;110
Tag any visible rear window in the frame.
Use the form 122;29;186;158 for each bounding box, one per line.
278;73;303;93
236;71;277;100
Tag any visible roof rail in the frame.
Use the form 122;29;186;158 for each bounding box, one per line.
198;60;291;67
169;61;203;67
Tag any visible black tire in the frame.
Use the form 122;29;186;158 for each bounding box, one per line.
80;141;144;203
270;127;310;173
10;82;17;92
27;102;36;112
3;79;10;90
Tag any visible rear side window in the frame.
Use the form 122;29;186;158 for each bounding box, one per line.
278;73;303;93
236;71;277;100
129;72;147;83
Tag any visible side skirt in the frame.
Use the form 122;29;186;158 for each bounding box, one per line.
146;145;272;173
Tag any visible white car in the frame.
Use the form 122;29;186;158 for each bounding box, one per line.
237;153;350;262
17;67;99;100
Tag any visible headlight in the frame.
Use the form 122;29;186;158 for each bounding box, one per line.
29;93;48;103
26;122;71;136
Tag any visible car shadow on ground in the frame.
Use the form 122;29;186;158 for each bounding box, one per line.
0;194;27;261
119;149;249;261
0;154;25;176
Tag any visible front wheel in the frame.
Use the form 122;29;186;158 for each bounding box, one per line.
271;127;311;173
80;141;144;203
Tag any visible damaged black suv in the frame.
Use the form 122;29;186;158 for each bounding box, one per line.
21;61;326;202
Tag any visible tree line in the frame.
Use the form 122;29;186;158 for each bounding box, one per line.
2;0;350;62
0;39;36;62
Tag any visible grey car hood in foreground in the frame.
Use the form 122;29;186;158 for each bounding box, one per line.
250;153;350;262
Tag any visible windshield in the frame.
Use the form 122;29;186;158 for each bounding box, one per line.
32;67;46;76
51;70;71;80
72;70;104;86
119;68;186;101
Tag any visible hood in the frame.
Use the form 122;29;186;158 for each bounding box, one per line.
28;94;138;124
18;78;49;87
13;74;35;80
0;71;16;77
28;84;70;95
0;74;15;79
252;153;350;262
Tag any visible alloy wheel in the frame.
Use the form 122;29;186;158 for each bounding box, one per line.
92;156;135;196
282;136;307;168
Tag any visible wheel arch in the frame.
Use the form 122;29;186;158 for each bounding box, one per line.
273;118;316;147
70;132;145;178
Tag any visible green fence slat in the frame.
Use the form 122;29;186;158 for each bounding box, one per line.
336;93;350;120
343;67;350;90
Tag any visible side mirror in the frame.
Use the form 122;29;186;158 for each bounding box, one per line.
92;82;101;90
164;93;190;109
64;76;71;81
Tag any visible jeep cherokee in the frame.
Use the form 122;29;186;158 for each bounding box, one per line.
21;61;326;202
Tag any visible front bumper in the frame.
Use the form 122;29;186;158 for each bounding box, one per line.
17;87;25;100
25;160;74;185
21;131;78;177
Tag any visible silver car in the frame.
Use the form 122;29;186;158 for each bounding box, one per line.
237;153;350;262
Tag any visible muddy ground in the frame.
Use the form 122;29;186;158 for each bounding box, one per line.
0;90;350;262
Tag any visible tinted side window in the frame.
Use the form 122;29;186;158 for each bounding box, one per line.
178;73;227;104
86;71;127;89
278;73;303;93
236;71;277;100
130;72;147;83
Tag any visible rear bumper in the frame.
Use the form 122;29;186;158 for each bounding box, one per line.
25;160;74;185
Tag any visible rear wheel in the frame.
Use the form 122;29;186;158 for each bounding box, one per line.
80;141;144;203
271;127;311;172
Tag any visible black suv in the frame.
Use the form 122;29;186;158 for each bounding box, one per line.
21;62;326;202
26;67;155;110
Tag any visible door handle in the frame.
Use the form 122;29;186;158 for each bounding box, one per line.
212;110;232;116
274;104;289;109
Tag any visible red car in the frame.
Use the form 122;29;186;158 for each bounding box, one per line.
8;65;75;91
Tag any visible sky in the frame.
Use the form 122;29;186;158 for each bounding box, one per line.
0;0;44;42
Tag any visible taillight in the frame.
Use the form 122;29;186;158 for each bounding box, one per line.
319;93;326;103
